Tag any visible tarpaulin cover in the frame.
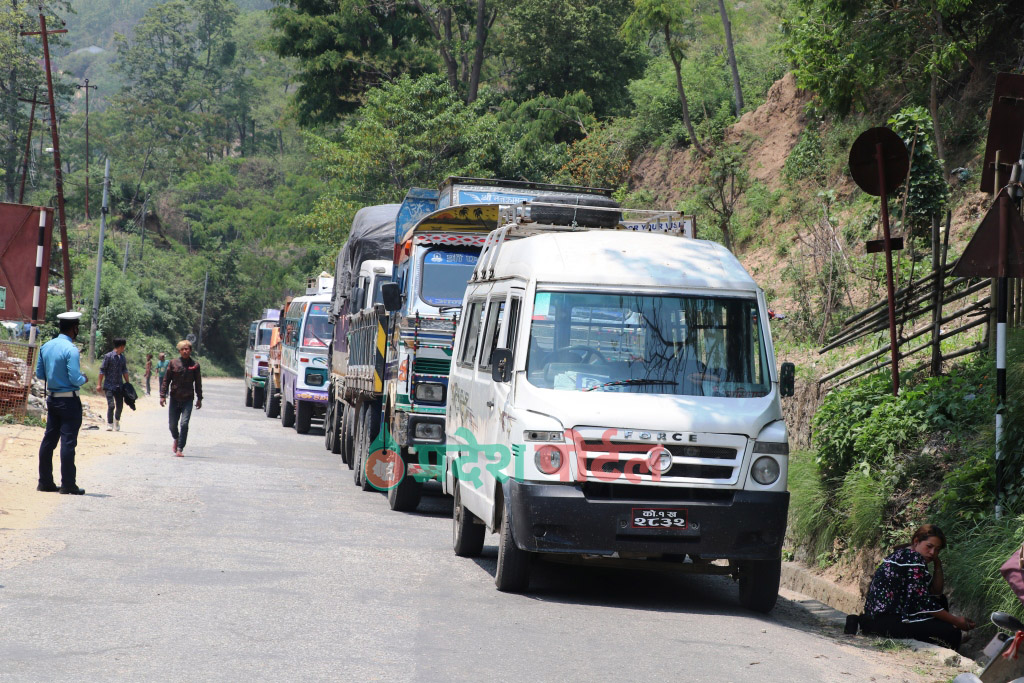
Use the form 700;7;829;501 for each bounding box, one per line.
0;203;52;323
331;204;400;318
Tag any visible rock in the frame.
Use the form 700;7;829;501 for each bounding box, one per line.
945;654;961;667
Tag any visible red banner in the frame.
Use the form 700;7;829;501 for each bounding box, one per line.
0;202;52;323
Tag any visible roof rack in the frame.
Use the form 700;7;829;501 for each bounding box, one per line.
469;203;694;282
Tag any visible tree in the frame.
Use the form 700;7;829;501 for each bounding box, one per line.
716;0;743;116
698;143;747;251
623;0;708;156
498;0;646;116
271;0;434;125
410;0;498;103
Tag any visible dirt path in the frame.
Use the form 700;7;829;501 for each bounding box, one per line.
0;391;160;570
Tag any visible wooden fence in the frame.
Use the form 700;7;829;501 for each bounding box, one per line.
818;213;1022;389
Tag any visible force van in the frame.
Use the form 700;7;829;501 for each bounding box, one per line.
444;204;794;612
280;275;334;434
244;309;279;409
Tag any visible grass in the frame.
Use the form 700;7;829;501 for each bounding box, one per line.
788;449;840;565
940;515;1024;626
839;468;891;549
873;637;911;653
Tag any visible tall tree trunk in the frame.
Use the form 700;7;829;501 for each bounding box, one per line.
466;0;488;103
665;25;707;157
717;0;743;116
929;12;946;169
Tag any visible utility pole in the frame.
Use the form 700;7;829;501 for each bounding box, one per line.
21;8;72;310
17;88;42;204
89;159;111;362
122;239;129;274
77;78;97;219
197;269;209;354
138;194;150;264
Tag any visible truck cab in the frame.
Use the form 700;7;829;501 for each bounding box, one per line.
443;203;795;612
244;309;279;409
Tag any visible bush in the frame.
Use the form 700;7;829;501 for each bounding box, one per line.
939;515;1024;625
788;450;840;563
887;106;950;234
839;467;892;548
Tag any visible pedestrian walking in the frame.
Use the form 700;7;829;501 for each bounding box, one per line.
144;353;153;396
160;340;202;457
97;338;130;432
35;311;88;495
156;352;169;388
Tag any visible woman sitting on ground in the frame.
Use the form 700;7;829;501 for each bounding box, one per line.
857;524;975;649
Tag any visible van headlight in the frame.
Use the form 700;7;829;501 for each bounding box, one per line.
751;456;780;485
415;382;444;402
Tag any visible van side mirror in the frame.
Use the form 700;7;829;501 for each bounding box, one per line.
779;362;795;397
381;282;402;312
490;348;513;383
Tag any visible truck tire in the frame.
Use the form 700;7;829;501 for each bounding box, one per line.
529;194;621;228
281;397;295;428
353;403;366;487
265;388;280;419
737;558;782;613
253;386;265;410
341;404;354;468
325;399;341;454
245;384;253;407
387;450;422;511
452;486;485;557
295;401;312;434
495;498;531;592
359;405;380;492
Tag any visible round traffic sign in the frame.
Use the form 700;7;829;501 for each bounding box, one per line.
186;333;197;343
848;127;910;197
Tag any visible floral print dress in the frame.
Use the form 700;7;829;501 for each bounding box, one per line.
863;547;944;623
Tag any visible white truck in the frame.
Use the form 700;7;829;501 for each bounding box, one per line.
443;202;795;612
243;309;279;409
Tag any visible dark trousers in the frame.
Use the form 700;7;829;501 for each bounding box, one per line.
105;389;124;423
38;396;82;487
859;596;962;650
145;375;151;395
168;398;194;450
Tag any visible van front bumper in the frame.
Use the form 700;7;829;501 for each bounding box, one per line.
506;480;788;561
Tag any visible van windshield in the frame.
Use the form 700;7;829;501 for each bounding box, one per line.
420;248;479;307
257;324;274;347
525;291;771;397
302;303;331;347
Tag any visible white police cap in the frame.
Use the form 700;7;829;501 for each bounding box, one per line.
56;311;83;321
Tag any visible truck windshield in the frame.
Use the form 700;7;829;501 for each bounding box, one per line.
420;248;478;307
302;303;331;347
525;291;771;398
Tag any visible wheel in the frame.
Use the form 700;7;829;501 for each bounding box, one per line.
325;400;342;454
353;403;366;487
495;497;531;592
737;558;782;613
387;449;422;511
253;386;265;409
359;405;380;492
452;485;485;557
295;401;312;434
265;388;280;418
281;397;295;428
245;384;253;407
341;404;354;468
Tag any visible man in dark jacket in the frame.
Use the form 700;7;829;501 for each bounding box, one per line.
159;340;203;457
97;337;129;431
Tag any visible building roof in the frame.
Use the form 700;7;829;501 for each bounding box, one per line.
489;231;759;293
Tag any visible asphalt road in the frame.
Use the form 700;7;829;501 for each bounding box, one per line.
0;379;914;682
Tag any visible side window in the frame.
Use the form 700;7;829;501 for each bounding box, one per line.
505;297;521;355
458;301;484;368
479;299;506;371
248;323;257;349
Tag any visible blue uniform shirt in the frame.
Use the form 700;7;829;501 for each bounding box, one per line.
35;334;87;393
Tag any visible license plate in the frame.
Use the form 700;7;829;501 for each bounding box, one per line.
631;507;688;529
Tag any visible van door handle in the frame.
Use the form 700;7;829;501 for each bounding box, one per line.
486;400;494;408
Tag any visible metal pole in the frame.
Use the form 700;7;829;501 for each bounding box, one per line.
138;194;150;264
29;207;48;345
89;159;110;362
18;88;38;204
197;269;208;354
36;10;73;310
122;239;129;274
995;187;1011;519
930;215;943;376
876;141;900;395
78;79;96;219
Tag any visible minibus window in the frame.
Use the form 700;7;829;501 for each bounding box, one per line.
479;300;505;371
506;298;521;354
421;248;479;307
525;291;770;397
257;323;274;346
302;303;331;347
458;302;484;367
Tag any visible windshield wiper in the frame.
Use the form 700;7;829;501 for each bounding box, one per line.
582;379;677;392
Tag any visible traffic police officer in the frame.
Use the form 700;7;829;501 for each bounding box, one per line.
36;311;88;494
